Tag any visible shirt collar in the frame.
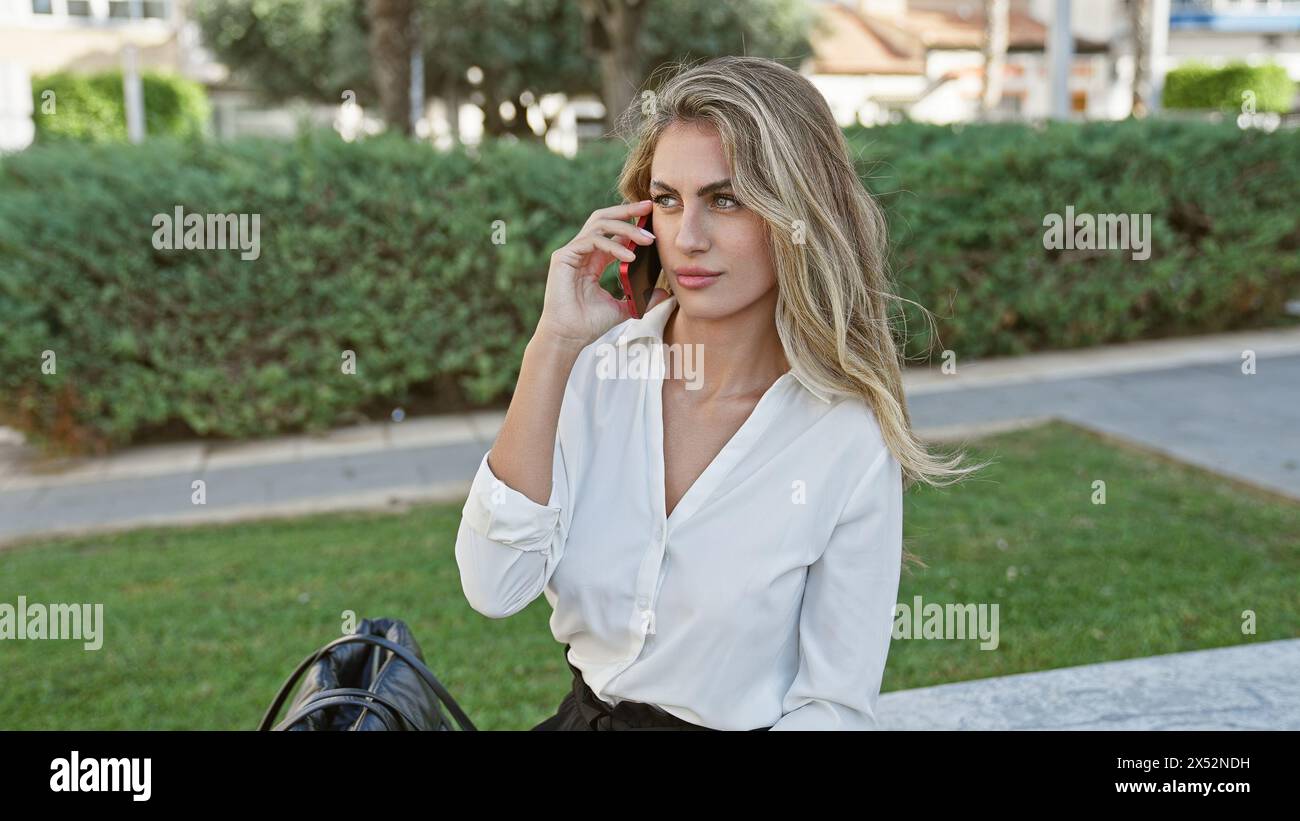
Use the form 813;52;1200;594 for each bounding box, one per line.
613;294;834;404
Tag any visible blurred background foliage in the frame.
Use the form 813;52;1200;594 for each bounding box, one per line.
192;0;814;138
31;70;211;143
1163;61;1295;114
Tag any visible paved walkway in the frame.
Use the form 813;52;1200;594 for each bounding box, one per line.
876;638;1300;730
1;325;1297;546
908;354;1300;501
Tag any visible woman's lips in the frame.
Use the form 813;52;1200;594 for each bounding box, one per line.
674;267;722;289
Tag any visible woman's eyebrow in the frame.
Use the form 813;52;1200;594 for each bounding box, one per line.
649;178;733;196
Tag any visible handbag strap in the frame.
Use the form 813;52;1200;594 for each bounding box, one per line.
259;633;476;731
275;691;406;731
297;687;422;731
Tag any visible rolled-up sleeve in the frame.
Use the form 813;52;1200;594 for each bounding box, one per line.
770;446;903;730
454;432;572;620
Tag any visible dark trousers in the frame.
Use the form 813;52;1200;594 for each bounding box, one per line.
530;644;769;731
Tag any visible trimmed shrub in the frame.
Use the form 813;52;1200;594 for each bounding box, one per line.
31;70;210;143
1163;61;1295;113
844;119;1299;358
1;119;1297;453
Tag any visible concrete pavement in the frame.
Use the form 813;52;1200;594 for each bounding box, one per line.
876;638;1300;730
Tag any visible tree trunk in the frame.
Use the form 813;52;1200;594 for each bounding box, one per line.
443;76;460;144
578;0;650;135
980;0;1010;118
1129;0;1150;117
367;0;414;134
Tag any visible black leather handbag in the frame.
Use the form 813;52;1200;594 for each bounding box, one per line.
258;617;476;731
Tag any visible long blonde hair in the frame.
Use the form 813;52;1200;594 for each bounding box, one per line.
614;56;988;570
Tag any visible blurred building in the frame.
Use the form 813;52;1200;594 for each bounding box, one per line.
804;0;1299;125
0;0;204;77
1166;0;1300;76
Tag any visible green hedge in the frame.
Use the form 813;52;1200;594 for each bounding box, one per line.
0;133;622;453
1163;61;1295;113
845;119;1299;358
31;70;210;142
1;120;1297;453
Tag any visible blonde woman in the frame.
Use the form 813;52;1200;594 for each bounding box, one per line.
455;56;979;731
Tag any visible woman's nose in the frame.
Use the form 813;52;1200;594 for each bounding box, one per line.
673;206;710;254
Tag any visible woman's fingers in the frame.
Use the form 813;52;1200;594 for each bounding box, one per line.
574;233;636;265
536;200;655;348
590;217;655;246
584;199;653;230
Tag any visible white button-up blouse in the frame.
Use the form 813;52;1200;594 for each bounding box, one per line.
454;295;903;730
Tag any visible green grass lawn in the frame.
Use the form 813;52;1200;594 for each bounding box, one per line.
1;420;1296;730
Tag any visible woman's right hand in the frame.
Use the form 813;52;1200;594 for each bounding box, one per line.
534;199;667;350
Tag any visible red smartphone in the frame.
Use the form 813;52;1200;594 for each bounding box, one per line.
618;211;660;319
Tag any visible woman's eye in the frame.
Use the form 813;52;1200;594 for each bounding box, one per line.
651;193;739;209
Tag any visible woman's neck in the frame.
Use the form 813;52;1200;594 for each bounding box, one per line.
662;289;790;401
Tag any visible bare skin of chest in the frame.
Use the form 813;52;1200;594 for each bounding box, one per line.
661;379;764;519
